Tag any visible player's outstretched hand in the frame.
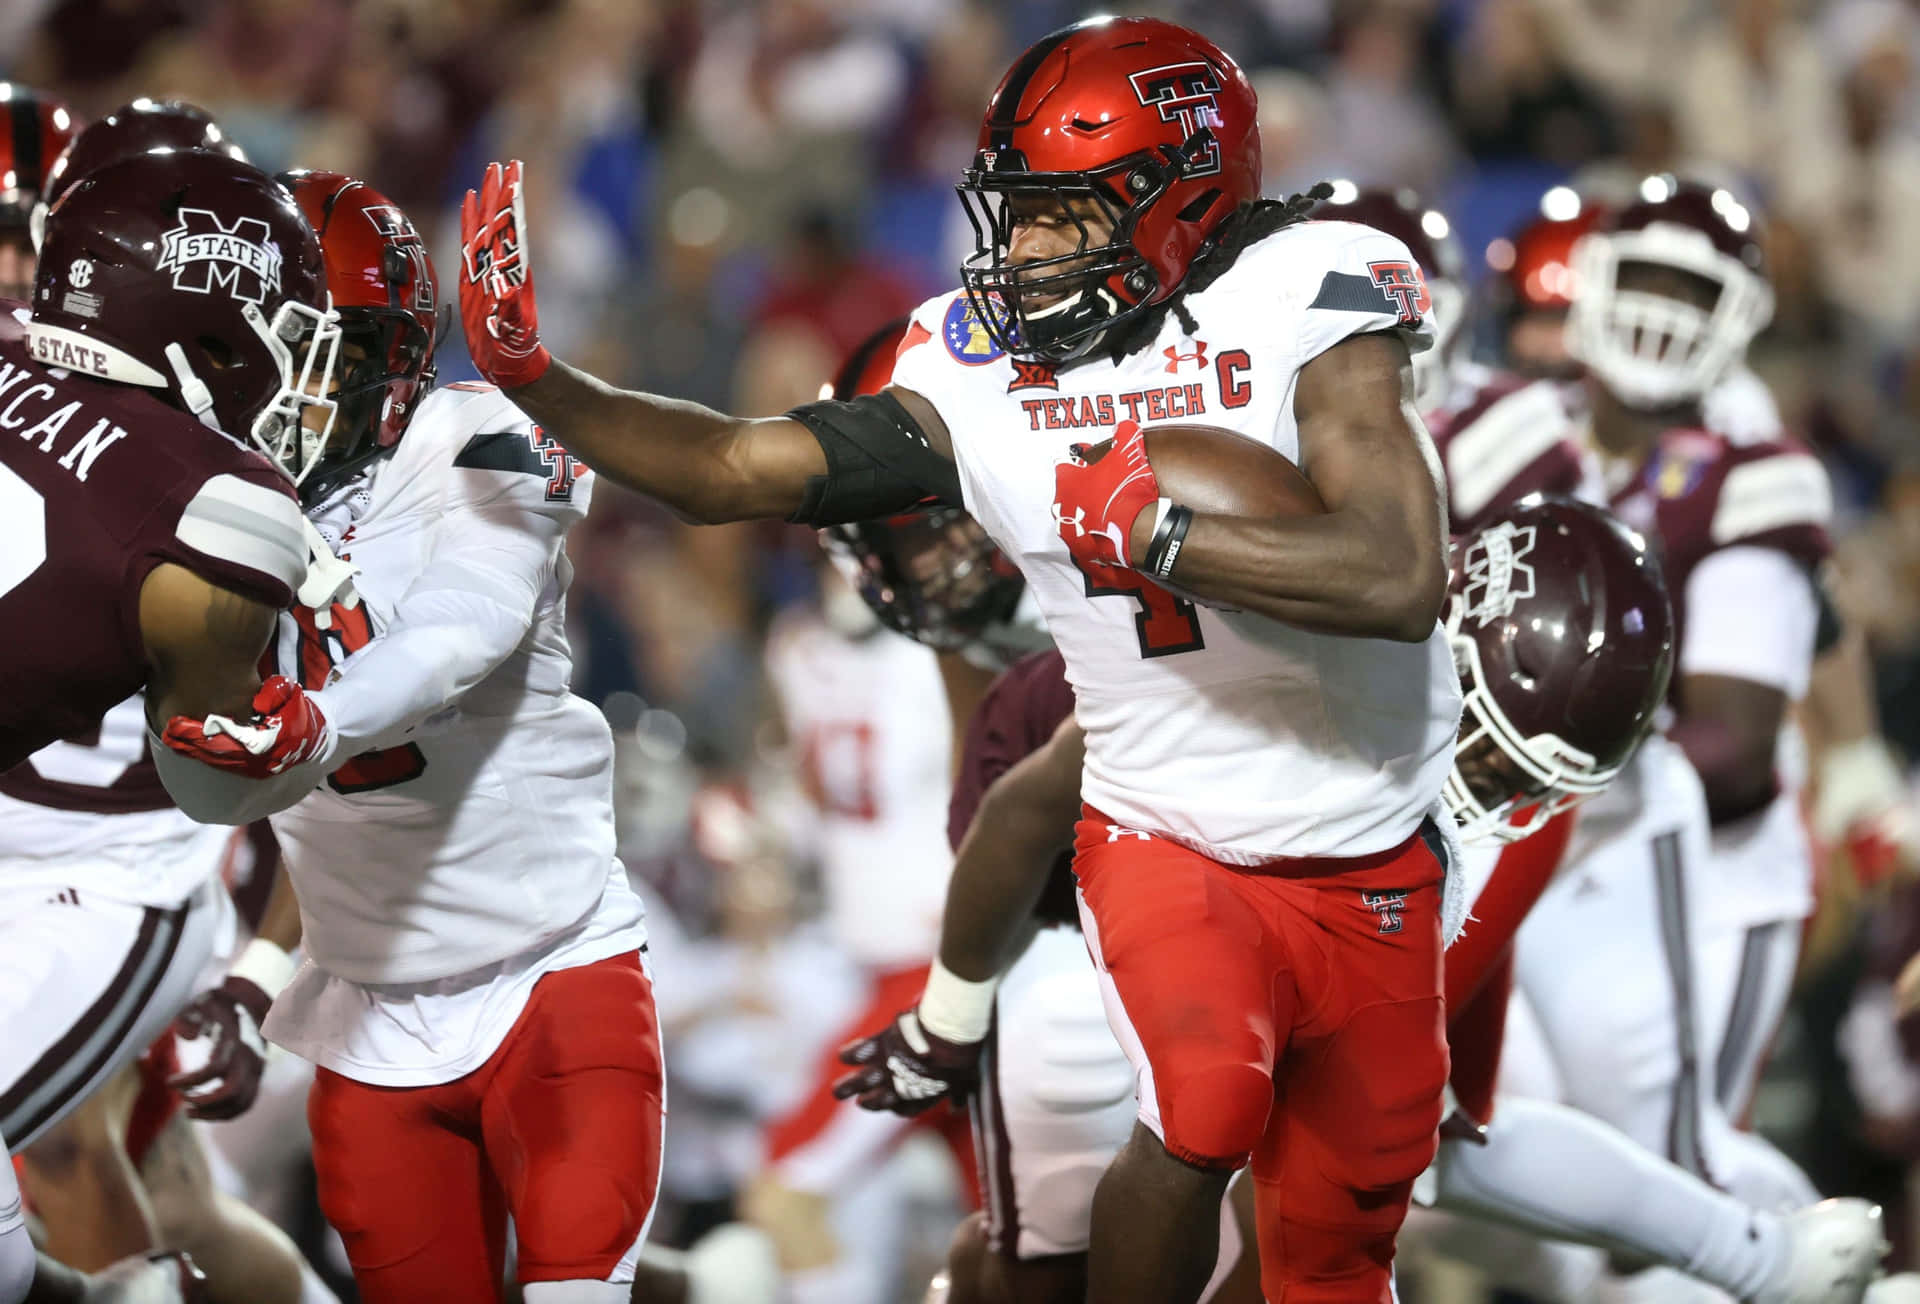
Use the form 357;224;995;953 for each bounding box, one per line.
833;1009;982;1115
168;974;273;1121
1053;419;1159;572
459;159;551;388
161;676;332;778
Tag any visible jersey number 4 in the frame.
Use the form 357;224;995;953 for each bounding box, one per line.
291;603;428;794
1074;557;1204;658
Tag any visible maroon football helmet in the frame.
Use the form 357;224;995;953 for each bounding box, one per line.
1310;181;1464;405
819;318;1038;659
1444;496;1675;843
1567;175;1771;409
281;170;441;502
28;150;342;482
37;99;245;236
958;16;1261;363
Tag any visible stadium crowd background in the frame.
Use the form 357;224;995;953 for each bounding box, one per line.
10;0;1920;1299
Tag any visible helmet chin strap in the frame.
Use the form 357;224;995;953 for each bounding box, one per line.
163;342;222;431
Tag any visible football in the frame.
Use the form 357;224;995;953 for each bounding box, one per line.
1080;423;1327;518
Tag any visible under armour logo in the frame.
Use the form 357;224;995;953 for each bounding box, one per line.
1163;342;1208;373
1106;825;1151;843
157;208;283;305
1362;890;1407;935
1053;503;1086;537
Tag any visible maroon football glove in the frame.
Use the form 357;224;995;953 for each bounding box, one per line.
459;159;551;388
1053;420;1159;571
168;975;273;1121
832;1009;982;1115
160;676;332;778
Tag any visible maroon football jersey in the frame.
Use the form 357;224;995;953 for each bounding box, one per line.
948;648;1079;927
0;308;305;772
1427;369;1585;533
0;696;170;813
1608;426;1830;647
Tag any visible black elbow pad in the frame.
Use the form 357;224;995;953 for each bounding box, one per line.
785;393;962;526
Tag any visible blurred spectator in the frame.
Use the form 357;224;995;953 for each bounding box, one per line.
1673;0;1847;218
753;210;919;361
1448;0;1616;164
1319;0;1462;195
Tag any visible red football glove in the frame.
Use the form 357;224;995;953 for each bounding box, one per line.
161;676;332;778
459;159;551;388
832;1009;982;1115
1053;420;1159;571
169;974;273;1121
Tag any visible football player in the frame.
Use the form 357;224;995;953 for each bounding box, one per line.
152;171;667;1304
746;445;978;1301
0;99;331;1304
458;18;1462;1300
842;496;1904;1304
0;84;75;301
0;139;339;1304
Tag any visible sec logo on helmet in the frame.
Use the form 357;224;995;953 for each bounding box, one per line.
944;296;1008;365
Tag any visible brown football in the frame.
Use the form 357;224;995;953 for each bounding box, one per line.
1078;423;1327;517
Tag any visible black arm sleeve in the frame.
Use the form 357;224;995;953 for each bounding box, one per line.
785;392;963;526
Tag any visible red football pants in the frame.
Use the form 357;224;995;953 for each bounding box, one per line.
1074;809;1448;1304
307;951;665;1303
766;961;980;1208
1442;810;1577;1126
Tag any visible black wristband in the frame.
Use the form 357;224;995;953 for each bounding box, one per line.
1144;504;1193;579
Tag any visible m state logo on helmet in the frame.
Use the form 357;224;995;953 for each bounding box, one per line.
1443;496;1674;844
26;150;343;486
282;169;442;503
157;209;284;304
958;16;1260;364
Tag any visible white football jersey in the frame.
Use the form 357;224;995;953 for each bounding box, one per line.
766;614;953;968
266;383;630;985
891;220;1461;862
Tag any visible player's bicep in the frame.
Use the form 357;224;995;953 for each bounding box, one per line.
1293;331;1440;507
138;563;279;725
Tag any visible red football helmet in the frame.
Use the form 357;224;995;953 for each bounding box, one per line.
1485;188;1606;380
34;98;245;251
1444;496;1674;843
1567;175;1772;410
819;318;1040;660
0;85;77;232
281;170;440;503
958;16;1261;363
1310;181;1465;405
28;150;341;482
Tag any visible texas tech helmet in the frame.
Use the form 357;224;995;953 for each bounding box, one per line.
281;170;440;502
1567;176;1772;409
1310;182;1464;405
1445;496;1675;843
819;318;1038;660
959;16;1260;363
28;150;342;483
0;85;78;231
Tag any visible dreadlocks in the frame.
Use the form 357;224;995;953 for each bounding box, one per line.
1106;181;1337;361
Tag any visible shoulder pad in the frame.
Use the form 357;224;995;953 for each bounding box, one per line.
1711;448;1830;546
175;472;307;597
1436;379;1581;527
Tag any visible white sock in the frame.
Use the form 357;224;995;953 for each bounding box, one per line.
521;1281;627;1302
1432;1097;1786;1299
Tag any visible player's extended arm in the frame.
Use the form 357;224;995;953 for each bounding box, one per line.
937;713;1086;985
834;715;1085;1115
1671;673;1786;826
458;160;953;524
1127;331;1449;641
